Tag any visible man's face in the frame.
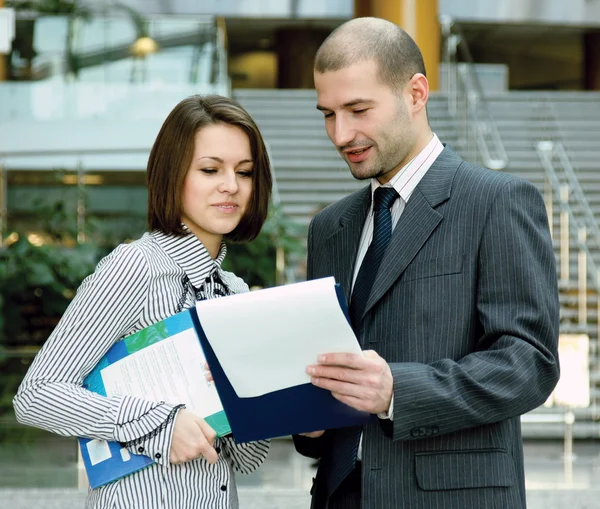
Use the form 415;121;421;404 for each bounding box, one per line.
315;59;416;183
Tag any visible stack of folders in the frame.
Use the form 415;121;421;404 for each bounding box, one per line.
79;276;371;489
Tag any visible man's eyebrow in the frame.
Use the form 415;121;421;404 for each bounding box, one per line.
316;99;375;111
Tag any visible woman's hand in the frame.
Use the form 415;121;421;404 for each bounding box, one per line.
170;409;218;464
204;362;213;383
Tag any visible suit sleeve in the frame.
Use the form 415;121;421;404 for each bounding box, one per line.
293;218;327;459
388;178;560;441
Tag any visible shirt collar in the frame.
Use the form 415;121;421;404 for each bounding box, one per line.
370;133;444;203
151;225;227;289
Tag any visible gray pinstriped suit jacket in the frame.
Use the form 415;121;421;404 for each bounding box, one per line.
294;147;560;509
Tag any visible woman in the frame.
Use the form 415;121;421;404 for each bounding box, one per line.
13;95;273;509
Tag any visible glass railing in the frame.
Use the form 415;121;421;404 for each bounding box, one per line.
8;13;222;85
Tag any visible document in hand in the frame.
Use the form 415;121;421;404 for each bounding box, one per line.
79;310;230;489
79;276;370;488
193;276;372;443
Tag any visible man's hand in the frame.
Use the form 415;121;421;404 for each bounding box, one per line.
170;409;218;464
307;350;393;414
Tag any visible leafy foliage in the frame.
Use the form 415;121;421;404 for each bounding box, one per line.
223;204;306;288
6;0;91;16
0;201;110;348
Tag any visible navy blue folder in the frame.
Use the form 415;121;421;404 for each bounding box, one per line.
192;284;373;443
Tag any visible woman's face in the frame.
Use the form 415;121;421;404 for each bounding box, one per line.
181;123;254;255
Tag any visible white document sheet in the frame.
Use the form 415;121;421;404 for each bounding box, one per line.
195;276;361;398
101;329;223;418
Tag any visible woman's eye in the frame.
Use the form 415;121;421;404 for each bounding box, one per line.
201;168;217;174
237;170;254;178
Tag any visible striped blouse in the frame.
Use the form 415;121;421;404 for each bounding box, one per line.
13;228;270;509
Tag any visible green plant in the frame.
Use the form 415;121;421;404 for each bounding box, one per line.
223;204;306;288
0;201;109;348
0;195;145;436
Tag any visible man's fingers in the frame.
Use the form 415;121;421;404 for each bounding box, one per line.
331;392;371;412
311;376;370;399
309;364;362;383
362;349;380;359
317;352;366;368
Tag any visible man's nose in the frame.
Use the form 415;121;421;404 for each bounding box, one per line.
332;117;355;148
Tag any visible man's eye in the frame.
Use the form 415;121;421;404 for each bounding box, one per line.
323;112;334;119
354;109;368;115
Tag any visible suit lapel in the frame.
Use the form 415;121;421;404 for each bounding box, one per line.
361;148;462;320
321;186;371;304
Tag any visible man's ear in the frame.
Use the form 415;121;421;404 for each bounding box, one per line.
407;73;429;114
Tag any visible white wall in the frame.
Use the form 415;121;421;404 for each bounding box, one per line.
440;0;600;25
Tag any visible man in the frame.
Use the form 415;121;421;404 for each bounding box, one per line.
293;17;559;509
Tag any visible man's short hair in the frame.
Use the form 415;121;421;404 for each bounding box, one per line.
314;17;426;91
147;95;272;242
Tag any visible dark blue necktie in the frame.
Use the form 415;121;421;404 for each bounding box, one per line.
327;186;399;498
349;186;400;330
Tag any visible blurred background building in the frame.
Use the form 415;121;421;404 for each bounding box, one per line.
1;1;600;506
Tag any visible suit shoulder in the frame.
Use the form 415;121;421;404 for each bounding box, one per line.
454;161;540;198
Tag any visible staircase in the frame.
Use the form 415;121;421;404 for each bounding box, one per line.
233;89;459;227
234;88;600;436
486;92;600;433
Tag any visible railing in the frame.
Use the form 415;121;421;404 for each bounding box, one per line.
7;12;225;86
213;16;230;96
439;15;508;171
0;147;149;248
537;138;600;426
537;140;600;331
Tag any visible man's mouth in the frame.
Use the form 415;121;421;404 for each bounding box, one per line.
346;147;371;163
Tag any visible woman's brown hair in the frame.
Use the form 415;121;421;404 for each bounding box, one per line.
147;94;272;242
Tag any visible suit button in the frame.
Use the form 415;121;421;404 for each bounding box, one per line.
419;427;427;437
410;428;420;438
432;426;440;435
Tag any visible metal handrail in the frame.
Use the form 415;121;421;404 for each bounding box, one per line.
8;12;224;87
214;16;231;95
538;140;600;284
440;15;508;171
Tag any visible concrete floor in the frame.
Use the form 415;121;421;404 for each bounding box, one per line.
1;438;600;508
